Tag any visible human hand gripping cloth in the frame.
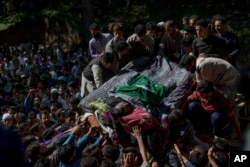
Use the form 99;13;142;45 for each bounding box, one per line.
112;76;171;107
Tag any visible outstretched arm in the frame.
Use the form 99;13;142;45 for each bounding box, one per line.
131;126;149;166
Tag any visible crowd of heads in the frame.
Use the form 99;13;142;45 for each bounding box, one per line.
0;13;247;167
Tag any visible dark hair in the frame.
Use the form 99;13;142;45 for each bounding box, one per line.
165;20;176;27
34;157;51;167
102;144;120;161
196;80;214;93
155;24;164;33
80;157;98;167
66;109;75;117
195;19;208;28
214;151;229;167
183;25;196;35
25;141;40;161
39;110;50;117
180;37;194;47
189;15;199;21
18;122;29;131
22;135;37;149
89;23;101;30
114;41;130;53
57;144;75;164
179;54;196;67
55;108;67;118
70;97;80;105
189;150;208;167
30;122;40;134
111;23;123;32
182;15;190;21
106;96;126;108
51;92;59;100
100;52;115;64
122;147;142;166
82;144;101;159
146;21;157;31
214;16;227;25
168;109;185;125
68;81;78;89
213;137;230;154
102;24;110;33
28;111;36;118
134;24;146;37
39;104;50;112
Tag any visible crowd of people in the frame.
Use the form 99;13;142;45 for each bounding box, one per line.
0;14;247;167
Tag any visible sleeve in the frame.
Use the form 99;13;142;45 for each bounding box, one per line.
74;135;89;154
24;96;31;115
92;64;103;88
89;40;99;58
195;58;204;83
63;133;75;145
185;160;197;167
229;35;241;58
148;40;155;57
195;70;203;83
188;91;198;101
192;39;199;58
94;137;102;146
140;161;151;167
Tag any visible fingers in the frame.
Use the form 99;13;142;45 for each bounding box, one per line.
132;125;141;132
173;143;181;154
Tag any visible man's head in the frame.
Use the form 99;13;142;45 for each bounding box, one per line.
189;145;208;167
197;80;214;101
57;144;75;164
114;41;132;60
89;23;101;39
183;25;196;38
146;21;157;37
195;19;209;40
213;137;230;154
122;147;142;167
189;15;199;26
39;110;51;128
111;23;123;39
26;141;48;162
100;52;115;69
164;20;176;35
68;81;79;95
134;24;146;41
179;55;196;73
180;37;194;54
214;16;227;35
182;15;190;26
2;113;14;127
33;96;42;107
102;144;120;161
55;109;67;124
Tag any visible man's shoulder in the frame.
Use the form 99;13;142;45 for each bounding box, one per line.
89;38;97;44
102;33;113;40
224;31;239;39
192;37;202;43
127;33;138;42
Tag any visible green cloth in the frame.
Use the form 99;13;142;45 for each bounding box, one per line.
113;76;170;106
89;99;110;113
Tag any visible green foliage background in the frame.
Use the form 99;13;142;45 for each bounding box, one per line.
0;0;250;66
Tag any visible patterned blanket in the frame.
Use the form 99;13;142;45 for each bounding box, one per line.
79;50;195;117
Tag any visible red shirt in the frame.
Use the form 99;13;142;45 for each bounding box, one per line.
188;88;232;115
